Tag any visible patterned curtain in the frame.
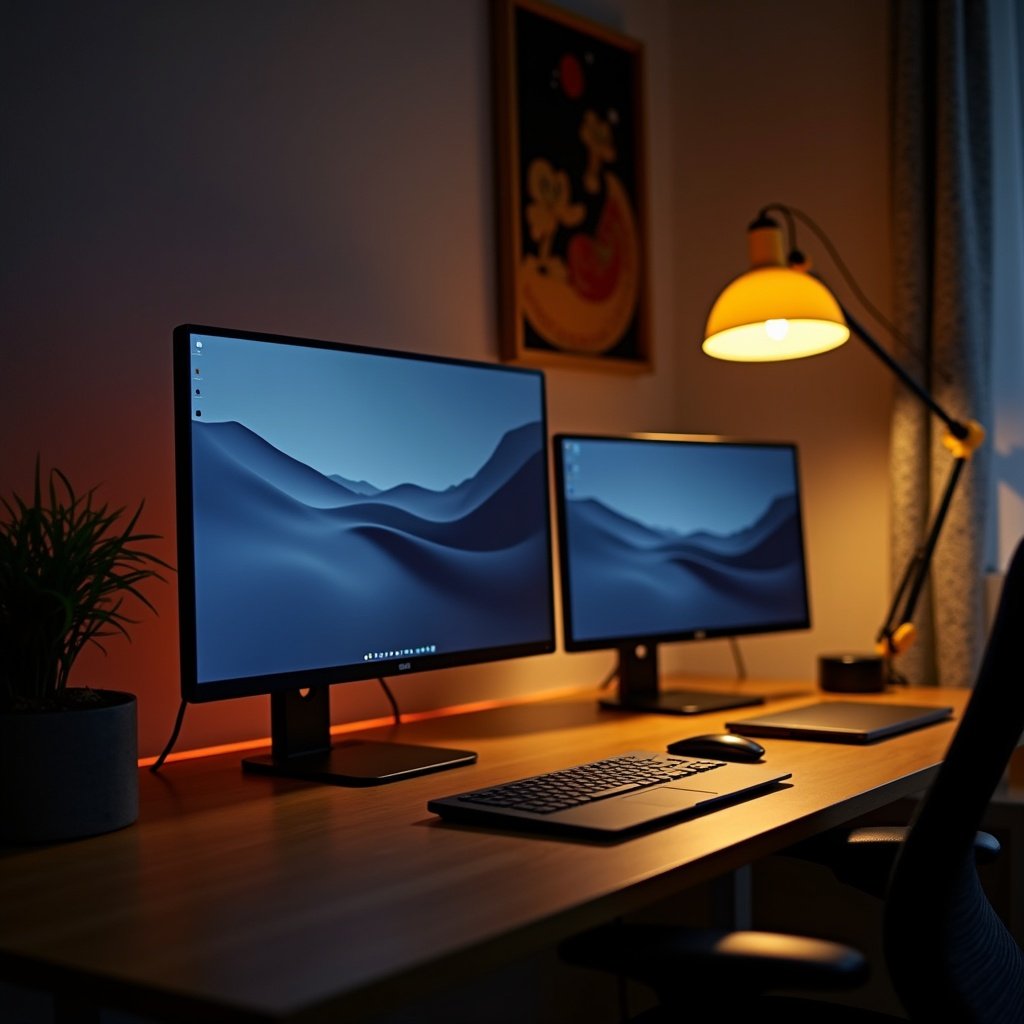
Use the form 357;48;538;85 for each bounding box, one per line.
890;0;993;687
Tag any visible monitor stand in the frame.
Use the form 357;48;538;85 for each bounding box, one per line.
598;644;765;716
242;687;476;786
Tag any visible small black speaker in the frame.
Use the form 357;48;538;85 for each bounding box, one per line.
819;653;887;693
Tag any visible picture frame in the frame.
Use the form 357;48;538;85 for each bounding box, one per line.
492;0;651;372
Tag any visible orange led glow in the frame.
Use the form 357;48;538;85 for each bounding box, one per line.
136;684;585;767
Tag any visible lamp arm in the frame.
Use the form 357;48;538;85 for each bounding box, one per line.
838;306;985;664
875;456;968;662
841;305;970;442
709;206;986;668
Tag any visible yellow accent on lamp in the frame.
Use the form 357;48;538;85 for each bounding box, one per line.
703;215;850;361
704;205;985;688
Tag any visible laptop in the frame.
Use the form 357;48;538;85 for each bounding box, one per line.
726;700;953;744
427;751;792;839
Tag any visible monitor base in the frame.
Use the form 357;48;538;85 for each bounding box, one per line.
599;691;764;716
243;739;476;786
604;645;764;715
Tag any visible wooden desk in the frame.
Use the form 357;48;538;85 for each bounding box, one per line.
0;680;966;1023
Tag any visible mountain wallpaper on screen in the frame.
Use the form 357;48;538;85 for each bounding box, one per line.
192;418;550;683
565;491;808;641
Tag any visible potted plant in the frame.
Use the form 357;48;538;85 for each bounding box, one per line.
0;461;169;843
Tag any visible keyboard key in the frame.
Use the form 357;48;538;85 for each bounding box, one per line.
449;753;726;814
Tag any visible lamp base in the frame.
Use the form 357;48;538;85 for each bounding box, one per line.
818;653;887;693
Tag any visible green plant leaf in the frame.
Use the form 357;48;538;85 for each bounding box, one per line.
0;462;171;707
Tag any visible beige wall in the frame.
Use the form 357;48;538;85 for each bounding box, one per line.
1;0;892;757
666;0;893;678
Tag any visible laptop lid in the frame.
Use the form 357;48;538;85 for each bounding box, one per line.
726;701;953;744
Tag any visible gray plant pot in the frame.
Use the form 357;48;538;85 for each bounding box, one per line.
0;689;139;844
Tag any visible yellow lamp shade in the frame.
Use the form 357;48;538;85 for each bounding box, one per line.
703;266;850;361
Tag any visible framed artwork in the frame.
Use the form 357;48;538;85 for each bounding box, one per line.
492;0;651;372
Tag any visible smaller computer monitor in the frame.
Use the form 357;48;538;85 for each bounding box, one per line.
554;432;811;714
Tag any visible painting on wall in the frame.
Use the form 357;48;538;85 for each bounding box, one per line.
492;0;651;372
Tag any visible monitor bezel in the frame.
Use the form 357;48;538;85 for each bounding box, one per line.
174;323;557;706
553;430;812;654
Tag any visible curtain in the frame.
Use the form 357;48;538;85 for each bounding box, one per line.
890;0;993;687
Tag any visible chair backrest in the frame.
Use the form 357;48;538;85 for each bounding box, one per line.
884;537;1024;1021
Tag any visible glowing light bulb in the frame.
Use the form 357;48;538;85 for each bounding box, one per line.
765;319;789;341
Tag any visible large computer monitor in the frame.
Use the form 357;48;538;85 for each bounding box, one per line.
174;324;555;783
554;432;811;714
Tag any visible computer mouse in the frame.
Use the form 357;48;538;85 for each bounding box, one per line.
666;732;766;763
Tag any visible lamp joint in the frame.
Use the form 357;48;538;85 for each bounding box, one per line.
877;623;916;657
942;420;985;460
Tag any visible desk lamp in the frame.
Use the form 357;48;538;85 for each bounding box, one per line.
703;204;984;689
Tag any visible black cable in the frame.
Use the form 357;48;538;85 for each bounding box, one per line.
599;642;746;688
377;677;401;725
761;202;900;340
149;698;187;772
728;637;748;681
759;202;949;387
152;681;399;773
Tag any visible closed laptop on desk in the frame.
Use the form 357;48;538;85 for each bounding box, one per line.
726;701;953;743
428;751;791;839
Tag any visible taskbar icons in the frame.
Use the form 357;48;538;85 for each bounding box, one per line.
562;439;582;497
193;337;205;418
363;644;437;663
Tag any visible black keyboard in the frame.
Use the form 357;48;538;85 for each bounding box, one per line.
427;750;790;838
452;752;727;814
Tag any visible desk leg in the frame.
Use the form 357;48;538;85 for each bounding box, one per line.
53;993;102;1024
710;866;752;929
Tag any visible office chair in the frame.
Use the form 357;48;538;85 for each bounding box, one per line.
562;537;1024;1022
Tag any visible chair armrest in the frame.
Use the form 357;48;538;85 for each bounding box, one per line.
787;826;1001;898
560;923;867;1000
